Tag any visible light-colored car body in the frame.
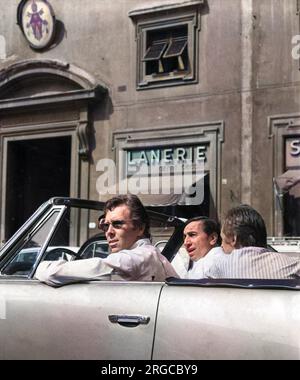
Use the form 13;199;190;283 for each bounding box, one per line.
1;277;300;360
268;237;300;255
0;198;300;360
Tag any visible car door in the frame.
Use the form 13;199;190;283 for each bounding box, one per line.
0;278;163;359
153;280;300;360
0;197;184;360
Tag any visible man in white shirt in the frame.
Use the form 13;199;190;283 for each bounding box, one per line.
203;204;300;279
35;194;178;286
172;217;224;279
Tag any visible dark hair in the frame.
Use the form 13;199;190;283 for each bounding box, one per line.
222;205;267;248
103;194;150;239
184;216;221;245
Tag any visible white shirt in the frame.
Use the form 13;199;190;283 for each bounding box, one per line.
172;247;225;279
35;238;178;286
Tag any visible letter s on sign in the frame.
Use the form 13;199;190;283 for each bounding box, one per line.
291;140;300;156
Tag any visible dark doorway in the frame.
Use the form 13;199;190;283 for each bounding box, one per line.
283;185;300;236
5;136;71;240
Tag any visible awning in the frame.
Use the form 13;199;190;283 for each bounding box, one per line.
274;170;300;193
98;172;207;206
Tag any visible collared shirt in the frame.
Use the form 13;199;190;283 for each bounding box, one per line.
172;247;225;279
35;238;178;286
203;246;300;279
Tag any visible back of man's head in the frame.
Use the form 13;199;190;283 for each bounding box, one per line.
222;205;267;248
104;194;151;239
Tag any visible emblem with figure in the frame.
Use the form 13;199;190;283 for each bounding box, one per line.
21;0;55;49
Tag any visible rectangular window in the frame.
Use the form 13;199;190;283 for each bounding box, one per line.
143;26;188;76
131;6;201;90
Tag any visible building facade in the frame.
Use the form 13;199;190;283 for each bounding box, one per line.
0;0;299;245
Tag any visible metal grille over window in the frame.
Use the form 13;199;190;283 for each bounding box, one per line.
143;41;168;73
163;37;187;58
143;41;168;61
144;26;188;76
163;37;187;71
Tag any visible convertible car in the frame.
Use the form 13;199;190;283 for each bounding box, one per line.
0;197;300;360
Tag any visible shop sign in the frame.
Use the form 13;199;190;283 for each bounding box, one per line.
286;138;300;168
126;145;207;174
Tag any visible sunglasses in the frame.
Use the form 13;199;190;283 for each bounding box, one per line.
98;219;128;232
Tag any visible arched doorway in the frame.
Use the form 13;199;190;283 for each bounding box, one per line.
0;59;107;243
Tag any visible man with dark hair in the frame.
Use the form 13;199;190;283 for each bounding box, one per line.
36;195;178;286
204;204;300;279
172;216;224;279
103;194;151;243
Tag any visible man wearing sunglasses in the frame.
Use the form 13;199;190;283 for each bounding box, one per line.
35;194;178;286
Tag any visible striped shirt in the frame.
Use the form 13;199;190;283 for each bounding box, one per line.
203;247;300;279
